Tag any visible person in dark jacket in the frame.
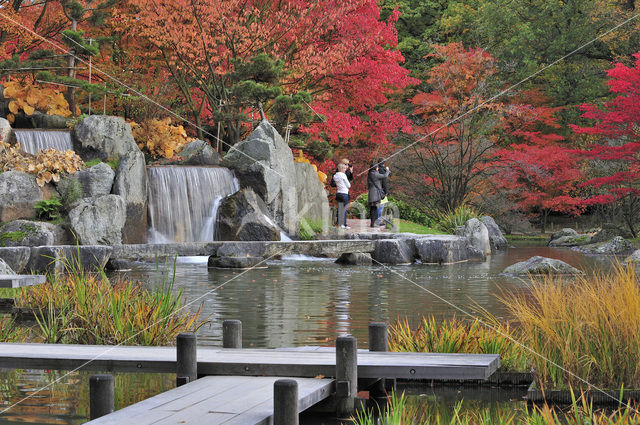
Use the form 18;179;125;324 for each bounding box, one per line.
377;161;390;222
367;160;390;227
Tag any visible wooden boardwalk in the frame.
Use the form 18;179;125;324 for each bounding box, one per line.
0;343;500;380
85;376;334;425
0;274;45;288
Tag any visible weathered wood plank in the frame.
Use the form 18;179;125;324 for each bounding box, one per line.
85;376;334;425
0;274;45;288
0;343;500;380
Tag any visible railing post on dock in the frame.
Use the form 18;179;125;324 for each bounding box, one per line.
335;335;357;419
274;379;299;425
369;322;393;398
223;319;242;348
90;374;114;420
176;332;197;386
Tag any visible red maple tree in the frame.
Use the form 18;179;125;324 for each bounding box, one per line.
571;52;640;236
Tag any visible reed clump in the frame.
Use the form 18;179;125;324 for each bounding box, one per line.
14;255;204;346
504;263;640;389
388;315;528;371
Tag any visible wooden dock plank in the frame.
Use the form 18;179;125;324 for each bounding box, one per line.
0;274;45;288
0;343;499;380
85;376;334;425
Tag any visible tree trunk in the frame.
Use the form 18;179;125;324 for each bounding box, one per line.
66;19;78;116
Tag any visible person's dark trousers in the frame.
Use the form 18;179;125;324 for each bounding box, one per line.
336;193;349;227
369;203;378;227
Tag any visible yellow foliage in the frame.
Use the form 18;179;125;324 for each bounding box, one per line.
130;118;192;159
0;141;83;186
3;80;72;123
294;149;326;183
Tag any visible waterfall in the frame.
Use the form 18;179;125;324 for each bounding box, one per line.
15;130;73;154
147;166;239;243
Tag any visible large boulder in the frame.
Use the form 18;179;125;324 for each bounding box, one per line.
590;223;634;244
457;218;491;256
480;216;508;252
372;239;414;265
574;236;636;256
502;256;583;275
27;245;112;274
222;120;298;236
178;140;220;165
0;247;30;273
30;111;70;129
208;255;266;269
73;115;138;161
548;228;592;247
295;162;330;231
0;171;43;222
625;250;640;265
216;188;280;241
68;195;126;245
57;162;115;200
0;220;68;247
0;258;14;275
113;150;148;244
0;117;15;145
414;235;476;264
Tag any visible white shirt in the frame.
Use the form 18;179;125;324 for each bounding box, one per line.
334;171;350;194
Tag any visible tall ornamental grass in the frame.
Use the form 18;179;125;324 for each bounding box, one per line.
504;263;640;389
354;391;640;425
388;315;528;371
14;254;204;345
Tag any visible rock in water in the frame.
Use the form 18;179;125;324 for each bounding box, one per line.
457;218;491;256
68;195;126;245
295;162;330;230
335;252;373;265
590;223;634;244
480;216;508;252
178;140;220;165
575;236;636;256
414;235;477;264
73;115;139;161
208;256;266;269
0;220;68;247
502;256;583;275
222;120;298;235
216;188;280;241
548;228;592;247
113;150;148;244
372;239;415;264
0;171;43;222
57;162;115;199
0;258;15;275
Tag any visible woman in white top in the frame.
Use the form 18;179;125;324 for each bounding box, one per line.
334;163;351;229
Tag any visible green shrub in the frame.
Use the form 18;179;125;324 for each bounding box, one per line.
84;158;119;170
354;194;434;226
435;205;479;234
34;196;63;221
298;217;323;240
61;178;84;209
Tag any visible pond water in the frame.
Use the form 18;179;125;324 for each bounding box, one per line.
0;244;616;424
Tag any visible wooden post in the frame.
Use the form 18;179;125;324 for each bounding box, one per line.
176;332;197;386
89;374;114;420
274;379;299;425
335;335;357;418
369;322;391;398
223;320;242;348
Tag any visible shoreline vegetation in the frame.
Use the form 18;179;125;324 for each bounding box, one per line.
389;263;640;392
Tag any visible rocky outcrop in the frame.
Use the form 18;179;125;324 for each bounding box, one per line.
73;115;138;161
548;228;592;247
68;195;126;245
456;218;491;256
502;256;583;275
28;245;112;274
57;162;115;200
216;188;280;241
335;252;373;265
0;247;30;273
0;258;14;275
590;223;634;244
178;140;220;165
372;239;415;264
113;150;148;244
480;216;508;252
0;220;68;247
222;120;298;235
574;236;636;256
295;162;330;230
414;235;477;264
0;171;43;222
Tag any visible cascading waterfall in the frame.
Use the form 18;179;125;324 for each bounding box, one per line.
15;129;73;154
147;166;239;243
